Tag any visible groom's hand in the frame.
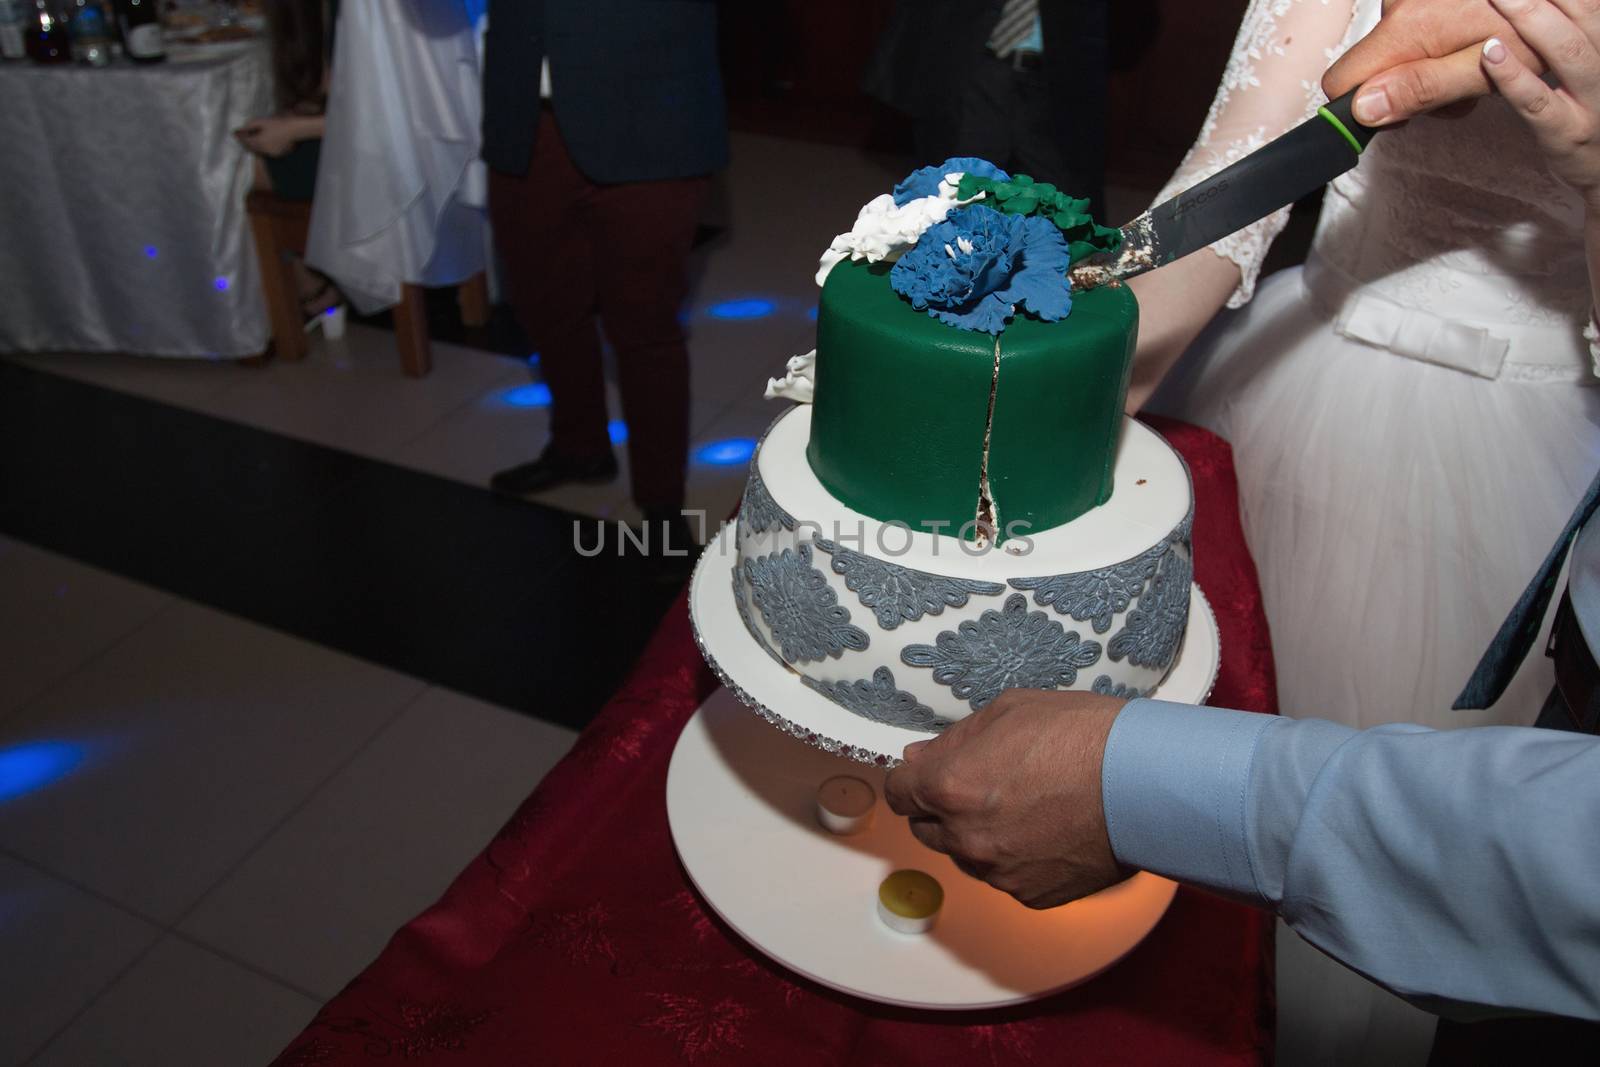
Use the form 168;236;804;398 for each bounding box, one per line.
1324;0;1546;125
882;690;1128;910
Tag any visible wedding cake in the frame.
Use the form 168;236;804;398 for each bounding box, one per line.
729;159;1194;731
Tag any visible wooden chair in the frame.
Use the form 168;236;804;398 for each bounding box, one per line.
245;188;489;378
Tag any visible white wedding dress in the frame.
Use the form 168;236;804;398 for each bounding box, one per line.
1145;0;1600;733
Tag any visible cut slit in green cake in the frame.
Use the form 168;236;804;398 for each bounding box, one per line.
807;258;1138;545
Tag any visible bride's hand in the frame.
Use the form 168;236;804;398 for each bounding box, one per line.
1482;0;1600;211
1325;0;1545;125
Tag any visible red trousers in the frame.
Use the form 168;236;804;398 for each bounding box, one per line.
489;108;708;512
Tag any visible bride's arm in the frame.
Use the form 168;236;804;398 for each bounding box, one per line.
1124;251;1241;414
1125;0;1362;413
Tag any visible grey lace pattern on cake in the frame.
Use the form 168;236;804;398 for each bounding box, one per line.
1010;507;1193;633
1092;675;1147;700
900;592;1103;711
814;538;1005;630
731;564;789;669
738;466;795;535
1008;543;1165;634
802;667;954;732
692;584;898;768
743;542;870;664
1108;547;1192;670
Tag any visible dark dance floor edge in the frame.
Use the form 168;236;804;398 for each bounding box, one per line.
0;358;682;732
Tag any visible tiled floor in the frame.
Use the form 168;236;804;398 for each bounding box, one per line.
0;133;1427;1065
26;938;323;1067
0;539;578;1065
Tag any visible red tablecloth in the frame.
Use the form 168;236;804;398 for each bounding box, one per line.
274;417;1279;1066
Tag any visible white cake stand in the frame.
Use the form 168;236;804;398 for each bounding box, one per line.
668;525;1222;1010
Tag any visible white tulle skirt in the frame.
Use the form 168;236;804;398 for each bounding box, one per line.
1148;260;1600;731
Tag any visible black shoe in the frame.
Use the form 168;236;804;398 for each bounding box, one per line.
490;444;618;497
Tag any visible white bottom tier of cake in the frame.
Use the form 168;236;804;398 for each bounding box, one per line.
728;407;1195;730
692;521;1219;765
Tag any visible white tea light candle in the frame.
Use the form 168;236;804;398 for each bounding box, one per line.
815;775;876;835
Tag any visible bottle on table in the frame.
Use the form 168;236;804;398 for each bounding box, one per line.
23;0;71;63
69;0;111;65
0;0;29;60
113;0;161;63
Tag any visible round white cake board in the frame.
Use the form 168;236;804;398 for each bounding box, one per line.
672;524;1222;1009
689;521;1220;767
667;688;1179;1010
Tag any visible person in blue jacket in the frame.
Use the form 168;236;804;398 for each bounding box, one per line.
864;0;1111;218
480;1;727;556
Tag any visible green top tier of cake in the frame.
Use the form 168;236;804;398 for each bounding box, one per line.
806;259;1138;540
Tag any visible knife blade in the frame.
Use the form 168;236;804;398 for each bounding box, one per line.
1068;89;1381;290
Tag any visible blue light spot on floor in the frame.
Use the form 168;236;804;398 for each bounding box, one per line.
325;306;339;317
608;419;629;445
707;298;776;321
807;306;819;321
0;742;84;803
144;245;159;259
500;382;552;408
214;276;230;292
526;353;541;368
696;437;757;466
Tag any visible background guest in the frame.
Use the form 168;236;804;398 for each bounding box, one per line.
482;0;728;556
864;0;1110;217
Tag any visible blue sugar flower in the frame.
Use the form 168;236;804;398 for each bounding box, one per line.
892;157;1011;205
890;205;1019;334
890;205;1074;334
993;214;1074;323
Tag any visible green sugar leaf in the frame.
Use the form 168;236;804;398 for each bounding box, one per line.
958;173;1121;265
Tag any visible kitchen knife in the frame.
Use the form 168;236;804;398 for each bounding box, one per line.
1068;89;1381;289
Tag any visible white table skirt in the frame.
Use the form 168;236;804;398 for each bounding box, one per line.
0;44;272;359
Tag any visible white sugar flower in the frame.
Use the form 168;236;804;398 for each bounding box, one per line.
815;184;984;287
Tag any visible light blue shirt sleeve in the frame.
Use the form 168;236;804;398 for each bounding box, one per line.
1102;699;1600;1020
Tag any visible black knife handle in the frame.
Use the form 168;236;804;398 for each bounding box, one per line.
1318;89;1382;153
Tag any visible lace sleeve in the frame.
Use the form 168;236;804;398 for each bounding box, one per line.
1154;0;1362;307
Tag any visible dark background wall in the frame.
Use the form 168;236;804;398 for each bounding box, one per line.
717;0;1250;190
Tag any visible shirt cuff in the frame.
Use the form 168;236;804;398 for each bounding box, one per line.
1101;699;1277;901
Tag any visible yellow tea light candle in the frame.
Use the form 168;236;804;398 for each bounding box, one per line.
815;775;876;835
877;869;943;934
